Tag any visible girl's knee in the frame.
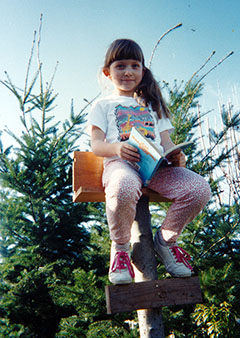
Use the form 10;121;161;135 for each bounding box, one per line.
106;174;142;204
187;177;211;207
117;176;142;203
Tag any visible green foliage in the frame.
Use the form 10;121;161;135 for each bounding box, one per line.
0;20;97;337
54;269;106;337
163;79;201;140
0;319;30;338
0;259;77;337
86;320;139;338
192;302;237;337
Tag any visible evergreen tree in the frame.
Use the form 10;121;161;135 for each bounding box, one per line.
0;22;93;337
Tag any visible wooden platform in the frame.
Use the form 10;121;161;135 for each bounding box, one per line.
105;276;202;314
72;151;172;203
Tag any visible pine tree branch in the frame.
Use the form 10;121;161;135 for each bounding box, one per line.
24;30;37;103
187;50;216;86
199;219;239;258
148;23;182;69
195;51;234;86
37;13;43;97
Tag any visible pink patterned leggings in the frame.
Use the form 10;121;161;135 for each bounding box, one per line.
102;159;211;245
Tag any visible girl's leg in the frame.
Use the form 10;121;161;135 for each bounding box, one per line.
102;159;142;245
148;166;211;277
148;166;211;243
103;159;142;284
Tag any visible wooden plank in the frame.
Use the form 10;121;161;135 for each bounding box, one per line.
72;151;172;203
73;186;172;203
105;276;202;314
73;187;105;203
73;151;103;192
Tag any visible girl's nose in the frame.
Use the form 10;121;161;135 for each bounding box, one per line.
124;66;133;75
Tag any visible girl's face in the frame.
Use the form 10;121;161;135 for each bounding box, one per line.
103;59;144;97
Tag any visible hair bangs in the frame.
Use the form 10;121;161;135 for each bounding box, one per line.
104;39;145;67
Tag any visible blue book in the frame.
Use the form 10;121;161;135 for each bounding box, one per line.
128;127;193;186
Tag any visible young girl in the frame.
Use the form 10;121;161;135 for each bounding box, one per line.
89;39;211;285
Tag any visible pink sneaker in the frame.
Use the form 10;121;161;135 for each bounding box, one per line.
109;243;135;284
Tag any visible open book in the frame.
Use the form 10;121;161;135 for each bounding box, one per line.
128;127;193;186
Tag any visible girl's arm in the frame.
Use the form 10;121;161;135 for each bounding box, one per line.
91;125;140;162
160;130;186;167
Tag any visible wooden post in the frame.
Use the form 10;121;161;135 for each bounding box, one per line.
131;195;165;338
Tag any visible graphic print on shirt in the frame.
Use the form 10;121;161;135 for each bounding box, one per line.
114;105;156;141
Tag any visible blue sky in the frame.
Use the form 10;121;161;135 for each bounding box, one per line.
0;0;239;147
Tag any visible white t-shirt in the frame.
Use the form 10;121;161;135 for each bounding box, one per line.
88;94;174;163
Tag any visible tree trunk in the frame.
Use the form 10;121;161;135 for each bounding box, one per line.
131;195;165;338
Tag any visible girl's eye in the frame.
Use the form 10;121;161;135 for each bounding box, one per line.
116;64;124;69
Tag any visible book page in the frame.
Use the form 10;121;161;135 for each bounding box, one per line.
163;141;193;158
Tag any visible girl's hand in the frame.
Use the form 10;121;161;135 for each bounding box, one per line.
115;142;140;162
91;126;140;161
160;130;186;167
166;150;186;167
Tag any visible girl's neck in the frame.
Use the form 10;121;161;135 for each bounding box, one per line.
113;89;135;98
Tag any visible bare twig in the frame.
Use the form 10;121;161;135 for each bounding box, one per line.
148;23;182;69
187;50;216;86
83;92;101;106
37;14;43;88
197;105;207;156
48;61;59;91
195;51;234;86
24;30;37;101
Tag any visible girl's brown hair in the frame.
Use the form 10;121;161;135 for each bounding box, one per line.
103;39;170;119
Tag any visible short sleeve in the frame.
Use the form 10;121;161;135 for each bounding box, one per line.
88;100;108;134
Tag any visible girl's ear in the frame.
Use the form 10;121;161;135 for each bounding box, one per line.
103;68;110;77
